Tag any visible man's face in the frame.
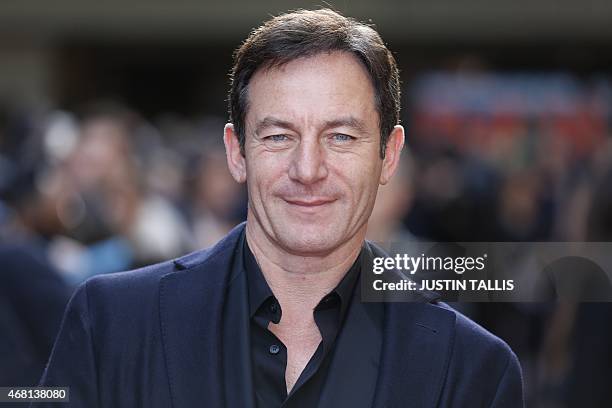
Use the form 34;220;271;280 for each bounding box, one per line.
226;51;403;256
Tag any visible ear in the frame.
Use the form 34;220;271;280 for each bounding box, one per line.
224;123;247;183
379;125;405;185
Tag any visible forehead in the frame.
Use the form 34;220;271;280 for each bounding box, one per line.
245;51;378;131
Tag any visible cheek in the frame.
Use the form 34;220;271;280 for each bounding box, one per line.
331;159;380;199
246;156;286;197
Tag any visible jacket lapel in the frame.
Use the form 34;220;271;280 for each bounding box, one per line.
158;225;456;407
372;301;456;408
158;223;246;408
317;282;383;408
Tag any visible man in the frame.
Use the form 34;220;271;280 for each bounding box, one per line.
36;9;523;407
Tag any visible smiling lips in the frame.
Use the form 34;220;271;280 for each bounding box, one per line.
283;197;336;208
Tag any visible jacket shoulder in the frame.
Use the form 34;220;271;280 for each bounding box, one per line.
432;302;524;407
80;222;247;313
85;244;207;287
436;302;515;359
77;259;180;327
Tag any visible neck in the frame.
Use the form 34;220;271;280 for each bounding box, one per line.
366;220;394;244
245;219;364;315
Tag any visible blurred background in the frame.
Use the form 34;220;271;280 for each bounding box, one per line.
1;1;611;407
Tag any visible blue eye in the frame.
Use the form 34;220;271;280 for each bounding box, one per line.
266;134;288;142
332;133;354;142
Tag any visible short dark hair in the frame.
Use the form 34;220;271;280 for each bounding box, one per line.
228;8;401;158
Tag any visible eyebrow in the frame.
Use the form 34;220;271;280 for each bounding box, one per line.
254;115;369;136
254;117;296;136
322;117;369;134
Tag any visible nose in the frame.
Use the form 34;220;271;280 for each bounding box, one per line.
288;136;328;185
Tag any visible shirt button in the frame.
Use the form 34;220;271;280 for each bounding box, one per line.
269;344;280;355
269;302;278;314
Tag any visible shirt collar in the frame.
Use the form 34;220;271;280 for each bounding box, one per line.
243;238;362;321
244;239;275;319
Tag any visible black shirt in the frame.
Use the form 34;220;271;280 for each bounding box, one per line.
244;240;361;408
221;230;383;408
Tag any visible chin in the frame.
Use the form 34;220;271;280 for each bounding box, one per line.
275;223;344;255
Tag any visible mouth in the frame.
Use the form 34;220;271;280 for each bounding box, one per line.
283;197;336;208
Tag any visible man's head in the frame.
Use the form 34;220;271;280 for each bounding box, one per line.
229;8;401;159
224;9;405;256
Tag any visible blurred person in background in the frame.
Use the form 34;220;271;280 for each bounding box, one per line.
0;108;71;388
494;168;554;241
0;245;71;388
54;104;192;276
366;152;418;245
405;147;500;241
531;144;612;408
564;163;612;408
556;159;612;408
186;141;246;249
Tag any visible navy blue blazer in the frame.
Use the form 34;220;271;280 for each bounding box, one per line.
36;223;523;407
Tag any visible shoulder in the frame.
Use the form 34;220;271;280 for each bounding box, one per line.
394;299;516;361
65;258;183;332
402;301;520;384
77;224;244;302
82;259;176;304
431;302;524;405
435;302;516;363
